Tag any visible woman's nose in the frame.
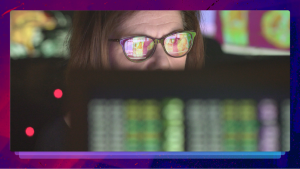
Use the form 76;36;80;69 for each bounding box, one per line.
145;44;171;70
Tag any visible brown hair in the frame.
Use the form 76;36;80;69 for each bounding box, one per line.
66;11;204;73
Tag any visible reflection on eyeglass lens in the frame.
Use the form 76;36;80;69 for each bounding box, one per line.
124;32;192;61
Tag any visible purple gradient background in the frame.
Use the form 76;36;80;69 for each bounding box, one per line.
1;0;299;168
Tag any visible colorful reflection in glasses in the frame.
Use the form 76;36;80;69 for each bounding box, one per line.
122;32;193;61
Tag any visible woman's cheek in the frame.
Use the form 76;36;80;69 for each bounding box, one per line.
171;55;187;70
109;43;124;68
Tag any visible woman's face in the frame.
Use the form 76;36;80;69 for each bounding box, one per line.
108;11;186;70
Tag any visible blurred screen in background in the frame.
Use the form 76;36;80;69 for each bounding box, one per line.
201;10;289;55
10;11;72;59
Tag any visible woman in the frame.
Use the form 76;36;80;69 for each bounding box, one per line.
35;10;204;151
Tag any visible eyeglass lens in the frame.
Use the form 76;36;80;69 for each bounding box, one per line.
123;32;193;61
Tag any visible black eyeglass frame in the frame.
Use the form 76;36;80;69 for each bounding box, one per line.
109;30;196;63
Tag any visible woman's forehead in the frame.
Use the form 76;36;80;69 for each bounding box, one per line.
114;11;184;39
128;10;181;21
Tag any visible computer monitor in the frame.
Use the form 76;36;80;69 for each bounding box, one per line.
66;57;289;152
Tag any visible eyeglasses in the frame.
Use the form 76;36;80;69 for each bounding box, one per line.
109;30;196;62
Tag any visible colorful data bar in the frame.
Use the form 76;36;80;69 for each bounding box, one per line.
88;98;290;152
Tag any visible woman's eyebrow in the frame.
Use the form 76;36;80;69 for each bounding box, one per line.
167;29;185;35
122;29;185;38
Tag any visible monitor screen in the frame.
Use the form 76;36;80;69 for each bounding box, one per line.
66;58;290;152
201;10;290;56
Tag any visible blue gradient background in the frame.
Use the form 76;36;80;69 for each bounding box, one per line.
0;0;299;168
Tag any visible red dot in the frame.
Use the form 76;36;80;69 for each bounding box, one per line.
25;127;34;137
54;89;63;99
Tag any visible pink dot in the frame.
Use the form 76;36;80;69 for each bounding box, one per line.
54;89;63;99
25;127;34;137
